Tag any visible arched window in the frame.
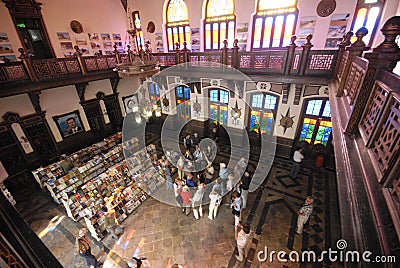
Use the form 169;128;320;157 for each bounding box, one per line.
132;11;144;50
176;85;191;118
165;0;191;51
350;0;385;46
209;88;229;125
252;0;298;50
248;93;278;134
204;0;236;50
299;99;332;146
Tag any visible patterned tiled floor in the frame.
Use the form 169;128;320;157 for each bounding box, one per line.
14;141;340;268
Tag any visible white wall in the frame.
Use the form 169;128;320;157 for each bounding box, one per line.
0;95;35;117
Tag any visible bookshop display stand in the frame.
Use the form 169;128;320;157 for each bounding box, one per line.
32;134;166;241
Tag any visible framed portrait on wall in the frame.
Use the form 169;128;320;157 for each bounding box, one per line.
53;110;84;138
122;94;139;114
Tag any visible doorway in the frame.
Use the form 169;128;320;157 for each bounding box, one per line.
15;18;54;59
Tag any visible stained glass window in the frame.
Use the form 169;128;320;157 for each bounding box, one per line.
176;85;191;118
209;88;229;125
165;0;191;51
249;93;278;134
252;0;298;50
132;11;144;50
299;99;332;146
204;0;236;50
350;0;385;47
149;83;161;108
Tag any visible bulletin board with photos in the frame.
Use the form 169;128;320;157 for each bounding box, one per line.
0;32;16;62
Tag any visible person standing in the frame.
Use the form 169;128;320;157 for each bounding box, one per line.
296;196;314;234
235;223;251;262
208;189;221;220
183;133;193;152
239;171;251;209
164;161;173;190
290;147;304;179
192;132;200;148
74;228;100;268
104;206;119;240
231;191;242;226
192;184;205;220
219;163;229;194
193;146;203;170
178;185;192;215
176;156;185;180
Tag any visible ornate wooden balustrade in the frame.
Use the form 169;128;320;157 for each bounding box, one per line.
332;16;400;261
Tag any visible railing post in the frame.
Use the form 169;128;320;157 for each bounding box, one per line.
232;39;239;69
18;48;37;81
222;40;228;65
181;42;189;63
74;45;87;74
285;35;297;75
113;44;121;63
333;31;353;78
345;16;400;134
127;45;134;63
175;42;181;64
298;34;313;75
336;28;368;97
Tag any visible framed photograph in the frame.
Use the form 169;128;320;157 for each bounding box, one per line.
57;32;70;40
0;32;9;42
114;41;123;47
0;44;13;54
75;38;87;45
122;94;139;114
103;42;113;49
112;33;121;40
1;55;17;62
63;50;75;57
93;49;103;56
101;33;111;40
53;110;84;138
60;42;73;50
90;41;101;49
299;16;317;29
88;33;99;40
79;46;90;54
105;50;114;55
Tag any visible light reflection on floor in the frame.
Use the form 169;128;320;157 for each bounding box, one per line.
38;215;65;238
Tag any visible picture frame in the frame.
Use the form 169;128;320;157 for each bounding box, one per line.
53;110;84;138
122;94;139;114
57;32;70;40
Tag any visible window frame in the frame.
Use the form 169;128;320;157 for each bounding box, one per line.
248;92;279;134
203;0;236;51
175;85;191;119
209;88;230;125
165;0;191;51
350;0;385;47
251;0;298;50
298;98;332;146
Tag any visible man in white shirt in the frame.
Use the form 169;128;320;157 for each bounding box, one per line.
290;146;304;179
235;223;251;262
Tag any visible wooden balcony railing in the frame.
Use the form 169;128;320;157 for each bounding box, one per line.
1;35;339;88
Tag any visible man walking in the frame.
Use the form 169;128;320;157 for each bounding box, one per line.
296;196;314;234
290;147;304;179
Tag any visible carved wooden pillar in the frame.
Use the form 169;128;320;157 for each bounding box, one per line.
175;42;181;65
74;46;87;74
285;36;297;75
127;45;134;63
113;44;121;63
81;98;107;140
345;17;400;134
282;84;289;104
18;48;37;81
181;42;189;63
298;34;313;75
222;40;228;65
28;91;41;113
75;82;87;102
293;84;302;105
232;39;239;69
333;31;353;78
336;28;368;97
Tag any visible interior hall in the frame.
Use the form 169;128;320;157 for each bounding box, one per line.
0;0;399;267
